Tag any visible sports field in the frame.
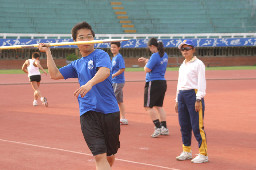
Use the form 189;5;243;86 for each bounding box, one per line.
0;69;255;170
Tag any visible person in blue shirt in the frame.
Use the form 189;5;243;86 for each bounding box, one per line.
138;38;169;138
38;21;120;170
110;42;128;125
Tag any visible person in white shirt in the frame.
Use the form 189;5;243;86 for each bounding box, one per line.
175;40;208;163
22;52;48;107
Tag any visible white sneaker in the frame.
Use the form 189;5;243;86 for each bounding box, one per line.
33;100;38;106
120;119;128;125
176;151;192;161
191;154;208;163
160;126;169;135
151;128;161;138
41;97;48;107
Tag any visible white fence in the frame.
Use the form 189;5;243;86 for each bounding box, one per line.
0;33;256;39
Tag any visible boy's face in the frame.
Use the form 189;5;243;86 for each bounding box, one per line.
110;44;120;55
75;28;94;54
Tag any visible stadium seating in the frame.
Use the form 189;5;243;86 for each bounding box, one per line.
0;0;255;34
121;0;255;33
0;0;123;34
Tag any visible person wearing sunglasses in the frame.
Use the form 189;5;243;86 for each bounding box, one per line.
175;40;208;163
138;38;169;138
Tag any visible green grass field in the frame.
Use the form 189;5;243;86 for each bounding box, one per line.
0;66;255;74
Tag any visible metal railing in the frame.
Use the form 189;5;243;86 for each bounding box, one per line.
0;33;256;39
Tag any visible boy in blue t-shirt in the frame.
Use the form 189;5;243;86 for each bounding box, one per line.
110;42;128;125
38;21;120;170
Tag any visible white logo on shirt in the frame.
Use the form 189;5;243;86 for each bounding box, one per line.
88;60;94;70
161;58;168;64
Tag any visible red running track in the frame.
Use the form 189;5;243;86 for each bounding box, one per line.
0;70;256;170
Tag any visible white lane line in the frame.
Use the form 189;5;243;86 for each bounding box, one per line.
115;158;179;170
0;138;179;170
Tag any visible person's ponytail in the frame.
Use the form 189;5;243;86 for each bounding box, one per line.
148;38;165;58
157;41;164;58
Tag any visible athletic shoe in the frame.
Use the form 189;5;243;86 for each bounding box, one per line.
33;100;38;106
120;119;128;125
191;154;208;163
151;128;161;138
41;97;48;107
160;126;169;135
176;151;192;161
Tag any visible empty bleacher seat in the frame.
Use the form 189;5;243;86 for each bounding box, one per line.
0;0;255;34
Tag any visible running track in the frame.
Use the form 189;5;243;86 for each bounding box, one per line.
0;70;255;170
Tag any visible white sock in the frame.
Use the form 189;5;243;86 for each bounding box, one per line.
34;100;37;102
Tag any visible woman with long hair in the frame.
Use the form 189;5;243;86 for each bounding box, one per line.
138;38;169;138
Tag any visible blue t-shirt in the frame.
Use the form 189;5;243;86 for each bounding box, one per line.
112;53;125;83
145;52;168;82
59;49;119;116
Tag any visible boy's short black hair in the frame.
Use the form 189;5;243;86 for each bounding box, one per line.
32;52;40;59
110;42;121;48
71;21;95;40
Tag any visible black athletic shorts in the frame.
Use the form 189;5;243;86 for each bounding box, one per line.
29;75;41;82
144;80;167;108
80;111;120;156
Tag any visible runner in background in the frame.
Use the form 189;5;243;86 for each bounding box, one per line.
22;52;48;107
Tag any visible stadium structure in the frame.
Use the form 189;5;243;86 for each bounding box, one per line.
0;0;256;69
